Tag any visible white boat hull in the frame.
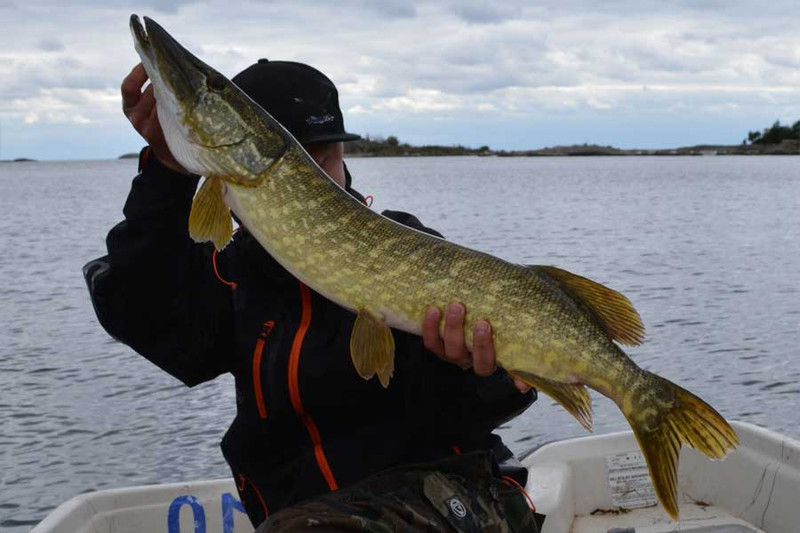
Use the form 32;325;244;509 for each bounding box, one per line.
32;422;799;533
523;421;800;532
31;479;252;533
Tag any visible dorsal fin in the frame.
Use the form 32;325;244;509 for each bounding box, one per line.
533;265;645;346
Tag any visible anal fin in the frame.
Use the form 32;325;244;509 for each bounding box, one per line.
350;309;396;388
511;370;593;431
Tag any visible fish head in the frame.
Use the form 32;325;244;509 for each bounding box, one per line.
130;15;289;182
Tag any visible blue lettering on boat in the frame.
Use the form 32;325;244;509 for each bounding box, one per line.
167;493;246;533
222;492;247;533
168;495;206;533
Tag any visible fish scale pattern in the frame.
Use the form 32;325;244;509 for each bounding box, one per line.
230;144;617;388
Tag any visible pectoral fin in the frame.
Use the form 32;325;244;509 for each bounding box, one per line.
189;176;233;250
532;265;645;346
350;309;396;388
510;370;593;431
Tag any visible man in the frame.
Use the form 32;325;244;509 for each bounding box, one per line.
85;59;537;531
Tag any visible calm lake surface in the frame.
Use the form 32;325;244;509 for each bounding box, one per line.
1;156;798;530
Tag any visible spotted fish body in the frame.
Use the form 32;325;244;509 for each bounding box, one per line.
131;15;738;520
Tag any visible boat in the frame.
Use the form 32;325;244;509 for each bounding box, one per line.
31;421;798;533
524;421;798;532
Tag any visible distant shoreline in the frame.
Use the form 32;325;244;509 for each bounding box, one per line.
4;140;799;163
0;157;38;163
342;138;800;158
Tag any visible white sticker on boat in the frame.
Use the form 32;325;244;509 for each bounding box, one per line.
606;450;658;509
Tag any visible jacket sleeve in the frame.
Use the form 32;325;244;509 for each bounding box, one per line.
426;347;535;445
84;148;234;386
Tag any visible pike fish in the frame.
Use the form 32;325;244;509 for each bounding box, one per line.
131;15;738;519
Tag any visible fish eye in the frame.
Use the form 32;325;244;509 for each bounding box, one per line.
207;74;226;92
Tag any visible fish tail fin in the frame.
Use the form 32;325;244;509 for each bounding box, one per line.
624;374;739;520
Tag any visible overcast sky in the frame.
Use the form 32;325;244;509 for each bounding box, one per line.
2;0;799;160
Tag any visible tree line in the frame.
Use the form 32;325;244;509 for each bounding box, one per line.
746;120;800;145
343;134;491;156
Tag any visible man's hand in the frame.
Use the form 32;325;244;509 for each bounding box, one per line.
422;303;531;393
121;63;189;175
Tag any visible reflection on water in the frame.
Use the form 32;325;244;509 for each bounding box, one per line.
1;156;798;530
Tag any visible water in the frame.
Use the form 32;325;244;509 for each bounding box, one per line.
1;156;798;530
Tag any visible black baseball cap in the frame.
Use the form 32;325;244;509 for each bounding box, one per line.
232;59;361;145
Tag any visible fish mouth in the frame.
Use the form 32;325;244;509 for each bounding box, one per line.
129;14;207;107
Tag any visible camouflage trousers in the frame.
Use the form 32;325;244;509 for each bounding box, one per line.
256;452;540;533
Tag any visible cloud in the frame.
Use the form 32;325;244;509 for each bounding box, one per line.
3;88;120;125
1;56;114;100
372;89;460;113
359;0;416;19
451;1;521;24
31;0;204;14
23;111;91;124
38;39;65;52
3;0;800;159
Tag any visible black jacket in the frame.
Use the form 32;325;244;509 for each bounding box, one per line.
85;149;535;526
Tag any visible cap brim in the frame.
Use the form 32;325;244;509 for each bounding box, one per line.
299;132;361;144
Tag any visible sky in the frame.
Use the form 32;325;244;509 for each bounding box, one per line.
1;0;800;160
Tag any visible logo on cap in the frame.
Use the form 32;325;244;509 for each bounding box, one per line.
447;497;467;518
306;114;335;125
